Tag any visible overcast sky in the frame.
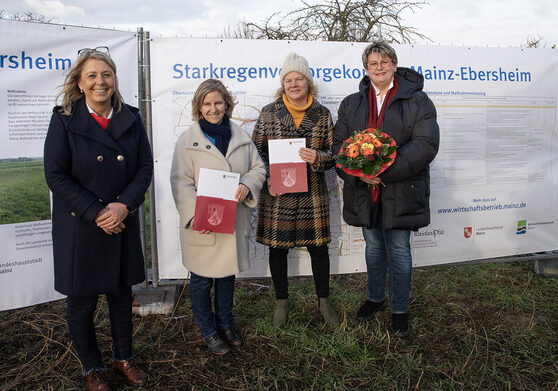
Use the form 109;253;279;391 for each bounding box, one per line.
1;0;557;48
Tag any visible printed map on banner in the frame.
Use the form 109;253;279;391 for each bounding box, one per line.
0;19;139;310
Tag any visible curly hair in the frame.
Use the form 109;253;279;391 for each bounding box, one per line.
192;79;236;121
56;50;123;115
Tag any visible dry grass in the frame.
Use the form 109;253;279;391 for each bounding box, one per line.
1;261;557;390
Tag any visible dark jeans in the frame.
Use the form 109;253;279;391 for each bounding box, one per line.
189;272;235;340
362;228;412;313
66;286;134;374
268;245;330;299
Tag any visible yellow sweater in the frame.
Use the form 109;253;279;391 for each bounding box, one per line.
282;93;313;129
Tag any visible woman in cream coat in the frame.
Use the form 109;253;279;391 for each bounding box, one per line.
170;79;265;355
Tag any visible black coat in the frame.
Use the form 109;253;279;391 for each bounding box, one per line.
333;68;439;230
44;98;153;295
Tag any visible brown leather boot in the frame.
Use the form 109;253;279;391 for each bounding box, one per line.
86;370;111;391
114;360;147;386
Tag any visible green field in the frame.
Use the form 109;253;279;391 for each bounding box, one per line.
0;159;51;224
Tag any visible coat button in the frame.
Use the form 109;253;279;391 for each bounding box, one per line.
70;212;76;217
97;155;104;162
206;145;211;149
117;155;124;161
193;142;198;146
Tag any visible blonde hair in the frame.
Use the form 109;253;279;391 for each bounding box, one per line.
191;79;236;121
56;51;123;115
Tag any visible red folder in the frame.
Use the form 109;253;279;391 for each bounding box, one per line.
193;196;237;234
192;168;239;234
269;162;308;194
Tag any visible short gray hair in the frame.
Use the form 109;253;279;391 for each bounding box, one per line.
361;40;398;68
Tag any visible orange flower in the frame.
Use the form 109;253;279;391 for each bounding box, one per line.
362;147;374;156
355;133;366;146
347;144;360;158
371;138;383;148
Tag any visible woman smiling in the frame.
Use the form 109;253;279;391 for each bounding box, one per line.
44;47;153;391
252;53;339;328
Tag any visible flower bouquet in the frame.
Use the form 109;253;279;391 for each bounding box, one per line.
336;128;398;203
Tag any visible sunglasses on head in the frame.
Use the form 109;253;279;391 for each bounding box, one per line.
77;46;110;56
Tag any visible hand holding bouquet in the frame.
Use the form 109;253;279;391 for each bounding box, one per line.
336;128;398;203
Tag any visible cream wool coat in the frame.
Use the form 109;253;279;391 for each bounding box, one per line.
170;121;266;278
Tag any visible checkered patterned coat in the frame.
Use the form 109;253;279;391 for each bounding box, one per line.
252;97;334;249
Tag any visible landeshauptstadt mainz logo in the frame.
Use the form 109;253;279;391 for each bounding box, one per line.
463;225;504;238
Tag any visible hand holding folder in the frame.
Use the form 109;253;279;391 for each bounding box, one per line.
193;168;240;234
268;138;308;194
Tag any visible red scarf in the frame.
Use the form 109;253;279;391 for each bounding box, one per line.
367;77;399;129
366;77;399;205
90;112;110;130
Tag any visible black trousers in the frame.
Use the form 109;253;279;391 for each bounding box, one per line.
268;245;330;299
66;285;134;373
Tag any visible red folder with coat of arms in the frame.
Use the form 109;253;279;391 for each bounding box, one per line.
192;168;239;234
268;138;308;194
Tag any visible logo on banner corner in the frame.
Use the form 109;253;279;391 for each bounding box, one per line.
281;168;297;187
464;227;472;238
207;203;225;226
413;227;445;239
516;220;526;235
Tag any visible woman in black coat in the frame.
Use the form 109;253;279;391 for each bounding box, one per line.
44;47;152;391
333;41;439;339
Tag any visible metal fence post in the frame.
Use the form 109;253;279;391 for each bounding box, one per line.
136;28;149;289
141;31;160;287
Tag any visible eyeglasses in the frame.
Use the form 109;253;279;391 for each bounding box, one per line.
367;59;392;70
77;46;110;56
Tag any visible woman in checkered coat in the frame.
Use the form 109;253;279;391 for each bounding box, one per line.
252;53;339;327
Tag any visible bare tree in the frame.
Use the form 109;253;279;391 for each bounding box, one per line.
522;35;557;49
221;23;257;39
0;9;55;23
240;0;430;43
524;34;544;48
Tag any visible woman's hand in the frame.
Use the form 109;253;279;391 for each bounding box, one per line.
267;178;283;196
101;222;126;235
360;177;382;185
95;202;129;232
298;147;317;164
235;183;250;203
190;218;211;234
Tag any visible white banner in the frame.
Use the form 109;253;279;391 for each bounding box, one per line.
0;20;138;311
150;38;558;279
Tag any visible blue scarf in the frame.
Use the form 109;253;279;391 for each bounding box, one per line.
199;116;232;156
